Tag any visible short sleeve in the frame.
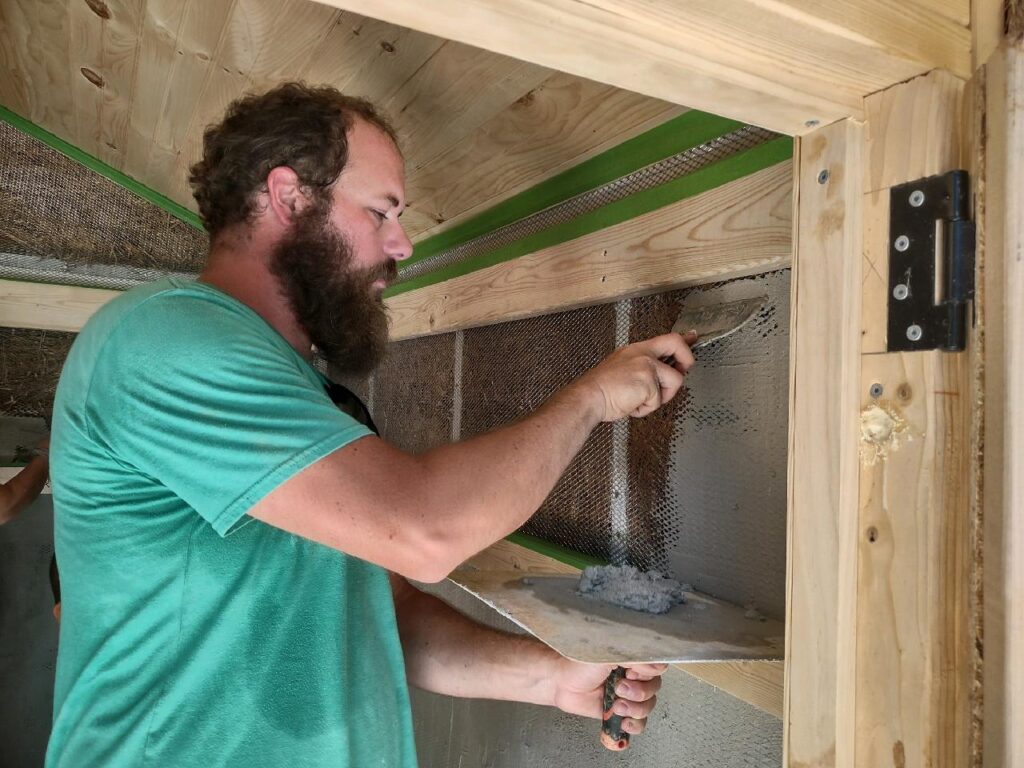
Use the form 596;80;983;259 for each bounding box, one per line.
84;293;372;536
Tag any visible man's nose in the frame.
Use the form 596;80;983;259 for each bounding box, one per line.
386;222;414;262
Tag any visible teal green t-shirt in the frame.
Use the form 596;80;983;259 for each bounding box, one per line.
46;279;417;767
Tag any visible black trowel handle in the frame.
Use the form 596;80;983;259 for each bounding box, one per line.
600;666;630;751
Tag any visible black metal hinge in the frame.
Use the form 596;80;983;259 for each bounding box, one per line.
887;170;976;352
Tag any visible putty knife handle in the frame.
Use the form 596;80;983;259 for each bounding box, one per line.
600;666;630;751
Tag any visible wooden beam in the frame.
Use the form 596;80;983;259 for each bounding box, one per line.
312;0;970;136
980;39;1024;768
459;538;784;718
784;118;863;768
852;71;974;768
0;280;116;333
387;161;792;341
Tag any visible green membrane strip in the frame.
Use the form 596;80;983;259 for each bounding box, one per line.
505;532;605;570
406;110;745;268
387;136;793;297
0;104;204;231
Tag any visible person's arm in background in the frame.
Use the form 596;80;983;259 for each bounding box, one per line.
390;576;664;735
0;438;49;525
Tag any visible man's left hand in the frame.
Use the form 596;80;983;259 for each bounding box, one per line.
551;658;667;736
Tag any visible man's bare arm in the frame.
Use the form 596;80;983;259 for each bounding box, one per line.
390;575;664;732
249;334;694;582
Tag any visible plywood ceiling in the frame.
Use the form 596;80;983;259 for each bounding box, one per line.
0;0;684;244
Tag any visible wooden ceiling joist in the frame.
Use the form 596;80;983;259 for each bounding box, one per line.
312;0;972;136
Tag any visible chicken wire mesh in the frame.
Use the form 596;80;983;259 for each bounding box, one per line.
367;269;791;619
0;328;76;420
396;125;779;283
0;120;206;288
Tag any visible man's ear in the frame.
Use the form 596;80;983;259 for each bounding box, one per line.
265;167;311;226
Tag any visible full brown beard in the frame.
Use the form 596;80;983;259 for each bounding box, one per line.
269;203;396;377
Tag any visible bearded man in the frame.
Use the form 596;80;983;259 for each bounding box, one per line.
46;83;694;767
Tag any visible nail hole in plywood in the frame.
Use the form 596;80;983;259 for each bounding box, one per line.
80;68;104;88
84;0;111;19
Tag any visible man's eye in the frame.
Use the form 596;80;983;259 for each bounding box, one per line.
370;209;386;222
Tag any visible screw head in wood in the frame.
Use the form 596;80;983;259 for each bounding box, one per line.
892;284;909;300
906;324;923;342
894;235;910;252
909;190;925;207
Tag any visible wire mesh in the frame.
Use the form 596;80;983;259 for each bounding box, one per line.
368;334;456;455
0;328;76;420
0;121;207;278
396;125;778;283
369;269;791;618
459;304;618;560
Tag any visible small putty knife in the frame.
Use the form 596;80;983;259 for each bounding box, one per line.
670;294;767;349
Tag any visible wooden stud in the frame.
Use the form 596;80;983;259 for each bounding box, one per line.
979;39;1024;768
0;280;117;333
784;118;863;768
850;71;974;768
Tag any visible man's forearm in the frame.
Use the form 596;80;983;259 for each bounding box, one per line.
392;576;560;705
0;456;49;524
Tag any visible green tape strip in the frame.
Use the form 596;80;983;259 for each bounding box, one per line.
505;532;605;570
0;104;205;231
388;136;792;297
406;110;744;267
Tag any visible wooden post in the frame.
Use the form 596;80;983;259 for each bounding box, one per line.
786;69;981;766
854;70;973;768
980;39;1024;768
785;118;863;768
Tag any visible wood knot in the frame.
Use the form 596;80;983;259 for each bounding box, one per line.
84;0;111;19
515;91;536;107
80;67;105;88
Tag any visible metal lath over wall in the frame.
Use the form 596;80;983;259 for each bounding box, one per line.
0;121;206;290
367;269;791;620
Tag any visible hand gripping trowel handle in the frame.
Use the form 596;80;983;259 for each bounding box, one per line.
600;666;630;751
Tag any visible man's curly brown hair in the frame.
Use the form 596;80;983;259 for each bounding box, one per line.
189;82;399;239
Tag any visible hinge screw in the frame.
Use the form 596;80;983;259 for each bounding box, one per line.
909;190;925;207
894;235;910;252
869;382;884;398
906;324;923;342
817;169;830;184
893;284;909;300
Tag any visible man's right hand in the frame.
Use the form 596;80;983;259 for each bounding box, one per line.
573;332;696;422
